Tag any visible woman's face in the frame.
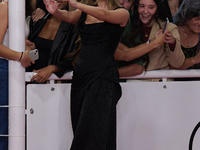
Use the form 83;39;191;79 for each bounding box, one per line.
138;0;157;27
119;0;134;11
187;16;200;34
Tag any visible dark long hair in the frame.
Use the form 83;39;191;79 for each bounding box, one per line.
129;0;167;45
128;0;168;70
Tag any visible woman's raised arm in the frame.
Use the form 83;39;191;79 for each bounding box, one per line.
65;0;129;27
44;0;82;24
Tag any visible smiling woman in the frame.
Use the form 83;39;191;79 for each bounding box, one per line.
172;0;200;77
126;0;185;72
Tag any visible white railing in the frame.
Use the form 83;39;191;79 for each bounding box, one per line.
25;70;200;150
25;69;200;82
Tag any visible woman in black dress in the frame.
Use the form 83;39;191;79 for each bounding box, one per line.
44;0;129;149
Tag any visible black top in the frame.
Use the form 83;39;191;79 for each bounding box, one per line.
181;43;200;69
31;35;53;70
27;13;80;78
75;11;125;82
70;9;126;149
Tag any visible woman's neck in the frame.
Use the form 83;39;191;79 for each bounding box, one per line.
180;25;196;36
179;25;199;48
98;1;109;10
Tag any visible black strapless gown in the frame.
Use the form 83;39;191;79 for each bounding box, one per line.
70;10;126;150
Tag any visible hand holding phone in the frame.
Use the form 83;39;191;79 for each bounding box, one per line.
29;49;39;61
162;18;169;33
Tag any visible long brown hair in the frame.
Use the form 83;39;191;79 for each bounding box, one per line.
65;36;81;66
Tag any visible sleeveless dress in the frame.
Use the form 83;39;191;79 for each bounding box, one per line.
70;10;126;150
0;28;9;150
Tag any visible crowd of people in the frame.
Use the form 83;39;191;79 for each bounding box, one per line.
0;0;200;149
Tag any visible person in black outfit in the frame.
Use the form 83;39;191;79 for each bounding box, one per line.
26;1;80;82
44;0;129;149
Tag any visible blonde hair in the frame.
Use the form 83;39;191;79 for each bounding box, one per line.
81;0;121;10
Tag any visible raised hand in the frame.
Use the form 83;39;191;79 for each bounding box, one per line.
43;0;58;15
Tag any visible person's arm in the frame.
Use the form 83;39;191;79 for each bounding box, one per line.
117;42;129;52
167;0;179;15
166;26;185;68
118;63;143;77
30;65;60;82
0;2;34;67
44;0;82;24
171;51;200;70
114;33;165;61
67;0;129;27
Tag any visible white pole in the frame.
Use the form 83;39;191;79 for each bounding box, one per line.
8;0;25;150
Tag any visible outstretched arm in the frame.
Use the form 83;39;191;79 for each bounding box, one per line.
115;33;165;61
118;64;143;77
171;51;200;70
44;0;81;24
65;0;129;27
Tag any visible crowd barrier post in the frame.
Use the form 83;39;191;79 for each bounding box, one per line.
8;0;26;150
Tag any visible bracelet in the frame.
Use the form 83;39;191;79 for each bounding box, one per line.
19;52;23;61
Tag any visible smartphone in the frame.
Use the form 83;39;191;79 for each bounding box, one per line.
162;18;169;33
29;49;39;61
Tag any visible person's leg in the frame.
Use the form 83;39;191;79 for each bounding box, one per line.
0;59;8;150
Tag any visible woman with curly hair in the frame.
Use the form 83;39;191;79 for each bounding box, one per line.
173;0;200;70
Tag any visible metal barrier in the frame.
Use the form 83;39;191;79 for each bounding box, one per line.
25;69;200;150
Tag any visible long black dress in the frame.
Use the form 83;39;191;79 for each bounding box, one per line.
70;10;126;150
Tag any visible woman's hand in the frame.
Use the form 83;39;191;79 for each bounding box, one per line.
43;0;59;15
25;39;35;51
20;50;35;68
164;31;176;44
155;29;163;37
32;8;46;22
152;32;165;47
30;65;58;83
